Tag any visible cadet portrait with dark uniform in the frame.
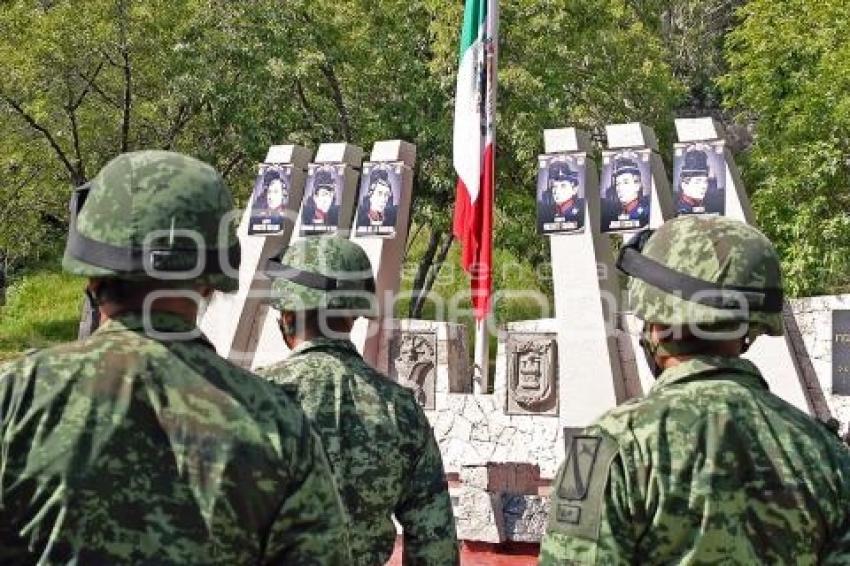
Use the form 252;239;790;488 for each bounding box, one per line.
674;142;726;216
301;164;342;236
600;151;651;233
355;162;401;237
536;154;586;235
248;164;291;235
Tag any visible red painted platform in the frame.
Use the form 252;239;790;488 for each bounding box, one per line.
386;537;540;565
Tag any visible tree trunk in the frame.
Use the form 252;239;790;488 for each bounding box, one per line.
404;222;425;261
409;231;454;319
412;233;453;318
408;230;442;318
0;253;6;307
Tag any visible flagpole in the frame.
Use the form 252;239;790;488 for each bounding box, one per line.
474;318;489;393
452;0;498;393
473;0;498;393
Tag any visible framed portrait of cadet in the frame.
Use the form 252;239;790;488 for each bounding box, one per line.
599;149;652;233
248;164;292;236
673;141;726;217
300;163;345;236
536;153;586;235
355;161;403;238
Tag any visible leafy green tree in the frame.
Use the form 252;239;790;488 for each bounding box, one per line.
412;0;684;316
0;1;250;261
0;0;449;256
0;0;686;314
721;0;850;296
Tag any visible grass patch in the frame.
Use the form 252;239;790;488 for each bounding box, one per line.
396;226;555;376
0;227;553;367
0;267;85;363
396;226;554;324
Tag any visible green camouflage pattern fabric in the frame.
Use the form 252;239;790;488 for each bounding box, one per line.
266;235;376;316
63;150;239;292
0;312;351;565
540;355;850;565
259;338;459;566
628;216;783;335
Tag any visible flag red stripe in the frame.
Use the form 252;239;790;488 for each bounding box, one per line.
453;143;494;321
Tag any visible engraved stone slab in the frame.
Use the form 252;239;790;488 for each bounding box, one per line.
833;310;850;394
502;494;550;543
389;331;437;410
506;333;558;416
451;485;506;544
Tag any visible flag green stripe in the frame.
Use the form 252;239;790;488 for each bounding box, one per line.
458;0;487;59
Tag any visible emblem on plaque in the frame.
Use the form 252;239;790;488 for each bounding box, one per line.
389;332;437;410
506;334;558;415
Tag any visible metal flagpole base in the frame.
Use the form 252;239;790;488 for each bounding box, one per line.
473;317;490;394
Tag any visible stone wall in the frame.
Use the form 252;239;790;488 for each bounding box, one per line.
389;298;850;543
428;320;565;479
787;295;850;432
391;298;850;481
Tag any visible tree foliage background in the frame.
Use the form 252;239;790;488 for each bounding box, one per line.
0;0;846;302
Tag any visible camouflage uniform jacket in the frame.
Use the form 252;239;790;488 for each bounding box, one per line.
540;355;850;565
0;312;351;565
260;337;459;566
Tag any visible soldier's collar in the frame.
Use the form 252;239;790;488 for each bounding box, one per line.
95;311;214;348
652;355;769;392
291;336;358;356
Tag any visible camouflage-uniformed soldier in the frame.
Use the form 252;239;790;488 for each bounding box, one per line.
259;235;459;566
540;216;850;564
0;151;351;564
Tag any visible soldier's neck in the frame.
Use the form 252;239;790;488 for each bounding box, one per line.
99;300;199;325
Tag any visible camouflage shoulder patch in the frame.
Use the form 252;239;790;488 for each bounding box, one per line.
548;434;620;541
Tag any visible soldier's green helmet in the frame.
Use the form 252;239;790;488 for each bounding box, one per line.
62;151;240;292
264;235;376;316
616;215;784;336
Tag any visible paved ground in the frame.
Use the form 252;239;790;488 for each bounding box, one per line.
386;538;540;565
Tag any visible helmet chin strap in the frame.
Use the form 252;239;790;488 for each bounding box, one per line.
195;292;212;327
639;327;664;378
82;286;102;337
278;317;298;348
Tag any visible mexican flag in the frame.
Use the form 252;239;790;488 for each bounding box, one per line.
452;0;498;322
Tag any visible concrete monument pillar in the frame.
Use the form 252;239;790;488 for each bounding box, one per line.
672;117;827;415
539;128;633;427
603;123;676;396
200;145;311;366
602;122;674;233
349;140;416;366
250;142;364;370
